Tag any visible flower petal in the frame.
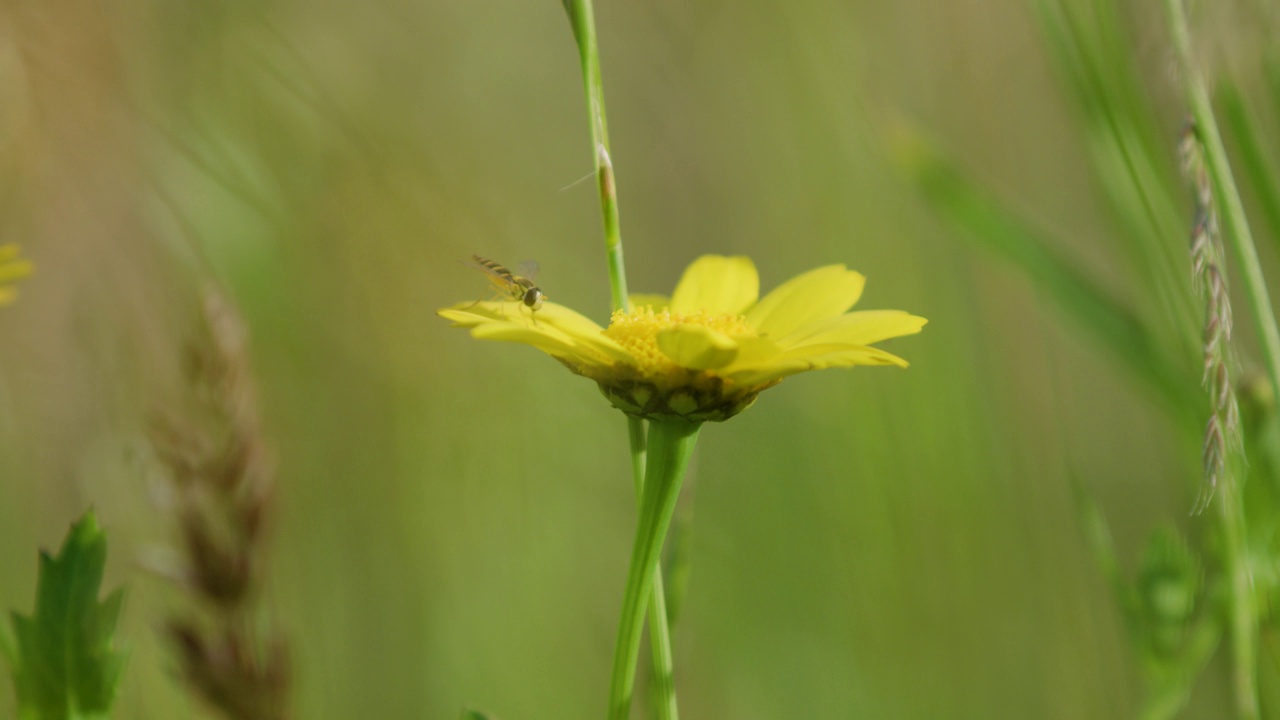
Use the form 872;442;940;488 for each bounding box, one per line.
780;310;928;346
0;259;32;282
437;302;510;328
536;303;609;334
469;322;587;359
438;300;600;336
0;244;33;283
656;325;739;370
746;265;866;338
725;335;784;368
670;255;759;315
535;305;635;362
727;342;908;386
628;293;670;311
437;301;632;364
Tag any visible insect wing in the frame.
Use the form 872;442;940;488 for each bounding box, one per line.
469;256;520;295
517;259;540;283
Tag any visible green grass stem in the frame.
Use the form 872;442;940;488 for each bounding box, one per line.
1218;80;1280;259
1216;467;1259;720
561;3;676;717
627;415;679;720
561;0;630;313
609;420;701;720
1035;0;1200;361
893;128;1201;436
1164;0;1280;424
1163;3;1269;717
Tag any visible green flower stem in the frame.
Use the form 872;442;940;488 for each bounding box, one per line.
643;545;678;720
626;415;678;720
1163;2;1265;717
560;1;679;716
560;2;680;716
562;0;630;312
610;419;701;720
628;417;647;493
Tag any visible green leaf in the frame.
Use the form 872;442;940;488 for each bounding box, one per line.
7;511;126;720
461;709;500;720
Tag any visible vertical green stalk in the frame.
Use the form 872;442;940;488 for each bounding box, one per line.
610;420;701;720
628;416;679;720
1164;0;1280;407
561;0;630;312
1163;2;1265;717
1218;82;1280;250
561;2;679;717
1218;462;1258;719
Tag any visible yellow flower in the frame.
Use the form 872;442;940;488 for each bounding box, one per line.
439;255;927;422
0;244;33;307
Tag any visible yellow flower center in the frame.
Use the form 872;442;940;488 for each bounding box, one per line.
586;307;767;422
603;306;755;378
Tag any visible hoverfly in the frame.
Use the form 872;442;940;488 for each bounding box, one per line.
468;255;546;321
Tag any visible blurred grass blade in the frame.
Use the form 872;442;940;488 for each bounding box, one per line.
461;710;500;720
1142;622;1217;720
7;511;126;720
1068;475;1129;619
891;125;1198;431
1071;480;1219;719
1034;0;1200;363
1217;79;1280;255
1267;52;1280;128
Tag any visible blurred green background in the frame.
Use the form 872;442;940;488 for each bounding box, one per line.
1;0;1278;717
